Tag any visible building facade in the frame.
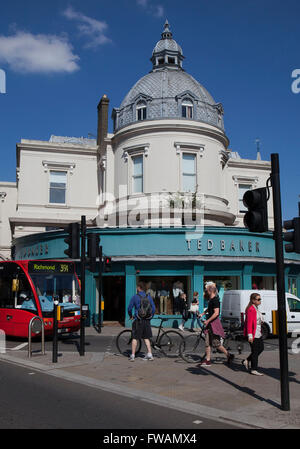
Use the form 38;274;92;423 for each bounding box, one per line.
3;21;300;327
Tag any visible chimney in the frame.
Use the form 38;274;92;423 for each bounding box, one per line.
97;94;110;147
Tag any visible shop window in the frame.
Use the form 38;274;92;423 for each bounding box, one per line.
203;276;241;308
136;101;147;121
137;276;191;316
251;276;276;290
49;170;67;204
182;153;196;192
182;99;193;118
132;155;143;194
238;184;252;213
288;278;297;295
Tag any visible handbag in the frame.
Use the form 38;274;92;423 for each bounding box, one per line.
189;304;198;313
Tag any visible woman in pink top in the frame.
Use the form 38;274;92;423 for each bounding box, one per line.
242;292;265;376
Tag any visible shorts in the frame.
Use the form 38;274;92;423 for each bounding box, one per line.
205;329;222;349
132;319;152;340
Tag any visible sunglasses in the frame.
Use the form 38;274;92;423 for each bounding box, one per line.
256;298;262;301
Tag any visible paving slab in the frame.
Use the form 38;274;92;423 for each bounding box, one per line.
0;326;299;429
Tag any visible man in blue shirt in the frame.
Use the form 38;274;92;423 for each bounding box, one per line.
127;281;156;361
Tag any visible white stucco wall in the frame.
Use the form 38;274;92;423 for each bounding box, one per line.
0;182;17;259
11;139;99;234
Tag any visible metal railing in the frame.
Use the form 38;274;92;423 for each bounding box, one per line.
28;316;45;358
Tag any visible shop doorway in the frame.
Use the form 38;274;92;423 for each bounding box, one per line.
102;276;126;324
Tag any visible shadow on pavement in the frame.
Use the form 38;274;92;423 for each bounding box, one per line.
186;362;282;410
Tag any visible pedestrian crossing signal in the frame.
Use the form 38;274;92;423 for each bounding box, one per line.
104;257;112;272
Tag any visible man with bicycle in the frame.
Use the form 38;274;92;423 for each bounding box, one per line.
128;281;156;362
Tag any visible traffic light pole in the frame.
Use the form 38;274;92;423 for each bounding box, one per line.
80;215;86;356
98;245;103;333
52;299;58;363
271;153;290;411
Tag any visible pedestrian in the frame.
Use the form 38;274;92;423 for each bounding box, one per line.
178;292;189;331
242;292;265;376
199;284;234;366
127;281;156;362
189;292;202;332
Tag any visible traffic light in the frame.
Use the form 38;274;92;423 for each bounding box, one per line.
87;233;100;272
243;187;269;233
104;257;112;272
283;217;300;254
64;223;80;258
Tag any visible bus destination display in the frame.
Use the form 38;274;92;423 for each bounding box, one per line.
28;261;74;274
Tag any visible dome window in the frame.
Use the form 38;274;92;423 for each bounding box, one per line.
182;98;193;119
168;57;176;65
158;57;165;65
136;101;147;121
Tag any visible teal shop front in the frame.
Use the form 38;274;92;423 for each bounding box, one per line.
14;227;300;328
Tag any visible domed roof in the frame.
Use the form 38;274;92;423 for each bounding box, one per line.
152;20;183;57
120;70;215;108
152;38;183;55
112;21;224;132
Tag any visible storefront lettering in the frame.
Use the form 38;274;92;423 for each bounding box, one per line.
21;244;49;259
186;238;260;254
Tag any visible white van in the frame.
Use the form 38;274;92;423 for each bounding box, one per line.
221;290;300;339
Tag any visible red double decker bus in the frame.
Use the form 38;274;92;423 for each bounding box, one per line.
0;260;81;337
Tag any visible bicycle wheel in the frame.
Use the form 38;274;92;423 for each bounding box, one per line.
116;330;141;356
158;330;184;358
179;333;206;363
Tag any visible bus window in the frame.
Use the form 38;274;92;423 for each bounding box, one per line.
0;272;14;308
15;273;37;312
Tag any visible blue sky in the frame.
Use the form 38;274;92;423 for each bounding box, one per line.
0;0;299;220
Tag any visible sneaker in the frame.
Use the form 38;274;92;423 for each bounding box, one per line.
179;324;184;331
250;370;264;376
242;359;249;371
227;353;235;365
143;354;154;361
190;329;195;333
199;359;212;367
129;354;135;362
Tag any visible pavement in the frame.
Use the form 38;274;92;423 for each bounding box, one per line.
0;324;300;429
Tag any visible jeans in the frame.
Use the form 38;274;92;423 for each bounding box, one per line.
247;337;264;370
190;312;202;330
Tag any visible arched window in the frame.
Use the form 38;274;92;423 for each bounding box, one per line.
182;98;193;119
136;101;147;121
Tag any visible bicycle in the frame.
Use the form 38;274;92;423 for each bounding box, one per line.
116;316;184;358
179;319;244;363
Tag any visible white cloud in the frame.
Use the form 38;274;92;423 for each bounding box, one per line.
155;5;164;18
0;31;79;74
136;1;164;19
137;0;148;6
63;6;111;49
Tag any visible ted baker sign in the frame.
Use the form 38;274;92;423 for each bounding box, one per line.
186;238;260;253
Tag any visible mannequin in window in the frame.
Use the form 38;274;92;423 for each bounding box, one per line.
173;280;183;315
146;281;156;301
158;280;169;315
